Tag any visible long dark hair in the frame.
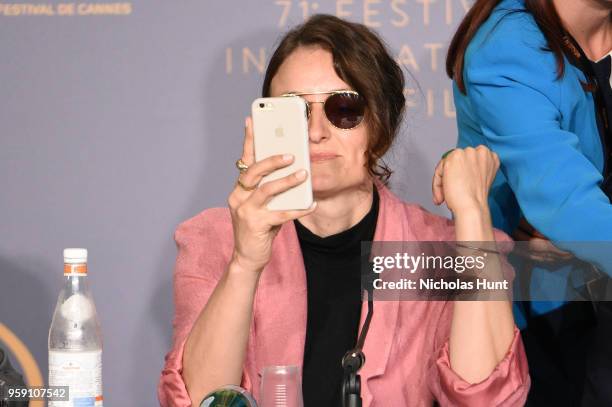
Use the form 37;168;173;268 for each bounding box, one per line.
446;0;573;94
262;14;406;183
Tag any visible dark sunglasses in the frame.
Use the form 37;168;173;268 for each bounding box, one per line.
281;90;366;130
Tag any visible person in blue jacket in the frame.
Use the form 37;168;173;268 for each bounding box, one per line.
445;0;612;405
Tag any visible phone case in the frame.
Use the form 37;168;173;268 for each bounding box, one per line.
252;96;313;210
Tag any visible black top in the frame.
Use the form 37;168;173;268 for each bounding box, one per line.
295;187;379;407
590;52;612;152
587;52;612;197
590;54;612;111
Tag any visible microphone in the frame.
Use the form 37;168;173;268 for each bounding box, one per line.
341;292;374;407
340;240;376;407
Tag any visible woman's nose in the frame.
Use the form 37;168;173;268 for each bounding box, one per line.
308;102;330;143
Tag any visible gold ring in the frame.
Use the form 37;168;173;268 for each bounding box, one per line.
442;149;455;159
236;159;249;173
236;178;257;191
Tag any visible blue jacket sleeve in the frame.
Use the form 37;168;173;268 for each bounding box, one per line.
463;15;612;270
464;17;612;275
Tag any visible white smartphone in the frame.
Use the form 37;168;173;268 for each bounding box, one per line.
251;96;313;211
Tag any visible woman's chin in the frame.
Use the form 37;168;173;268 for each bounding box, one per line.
311;176;338;197
310;172;369;198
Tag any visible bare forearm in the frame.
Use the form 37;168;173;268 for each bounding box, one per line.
182;261;260;406
449;207;515;383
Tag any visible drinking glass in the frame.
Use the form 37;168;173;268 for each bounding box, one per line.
259;365;304;407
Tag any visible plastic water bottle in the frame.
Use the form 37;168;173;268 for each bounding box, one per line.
48;248;103;407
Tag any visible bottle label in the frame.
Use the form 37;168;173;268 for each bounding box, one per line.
49;350;103;407
64;264;88;276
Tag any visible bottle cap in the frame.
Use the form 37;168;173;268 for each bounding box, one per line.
63;248;88;264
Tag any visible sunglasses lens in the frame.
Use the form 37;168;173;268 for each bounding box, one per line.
325;92;365;129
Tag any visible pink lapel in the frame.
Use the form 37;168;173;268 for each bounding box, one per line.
358;182;414;407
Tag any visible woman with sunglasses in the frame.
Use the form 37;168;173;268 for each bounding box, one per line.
447;0;612;405
159;15;529;407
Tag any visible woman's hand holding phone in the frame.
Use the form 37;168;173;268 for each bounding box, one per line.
228;117;317;274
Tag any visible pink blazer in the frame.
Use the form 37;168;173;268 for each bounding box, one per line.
158;183;530;406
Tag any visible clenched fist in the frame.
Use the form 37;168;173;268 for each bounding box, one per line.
432;145;500;215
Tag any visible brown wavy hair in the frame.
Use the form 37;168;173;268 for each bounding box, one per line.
446;0;587;94
262;14;406;184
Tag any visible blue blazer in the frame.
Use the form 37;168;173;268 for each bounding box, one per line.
454;0;612;245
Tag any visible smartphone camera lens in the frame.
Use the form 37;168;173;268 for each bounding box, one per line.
259;103;265;108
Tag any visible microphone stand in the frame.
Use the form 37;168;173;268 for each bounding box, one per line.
341;296;373;407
